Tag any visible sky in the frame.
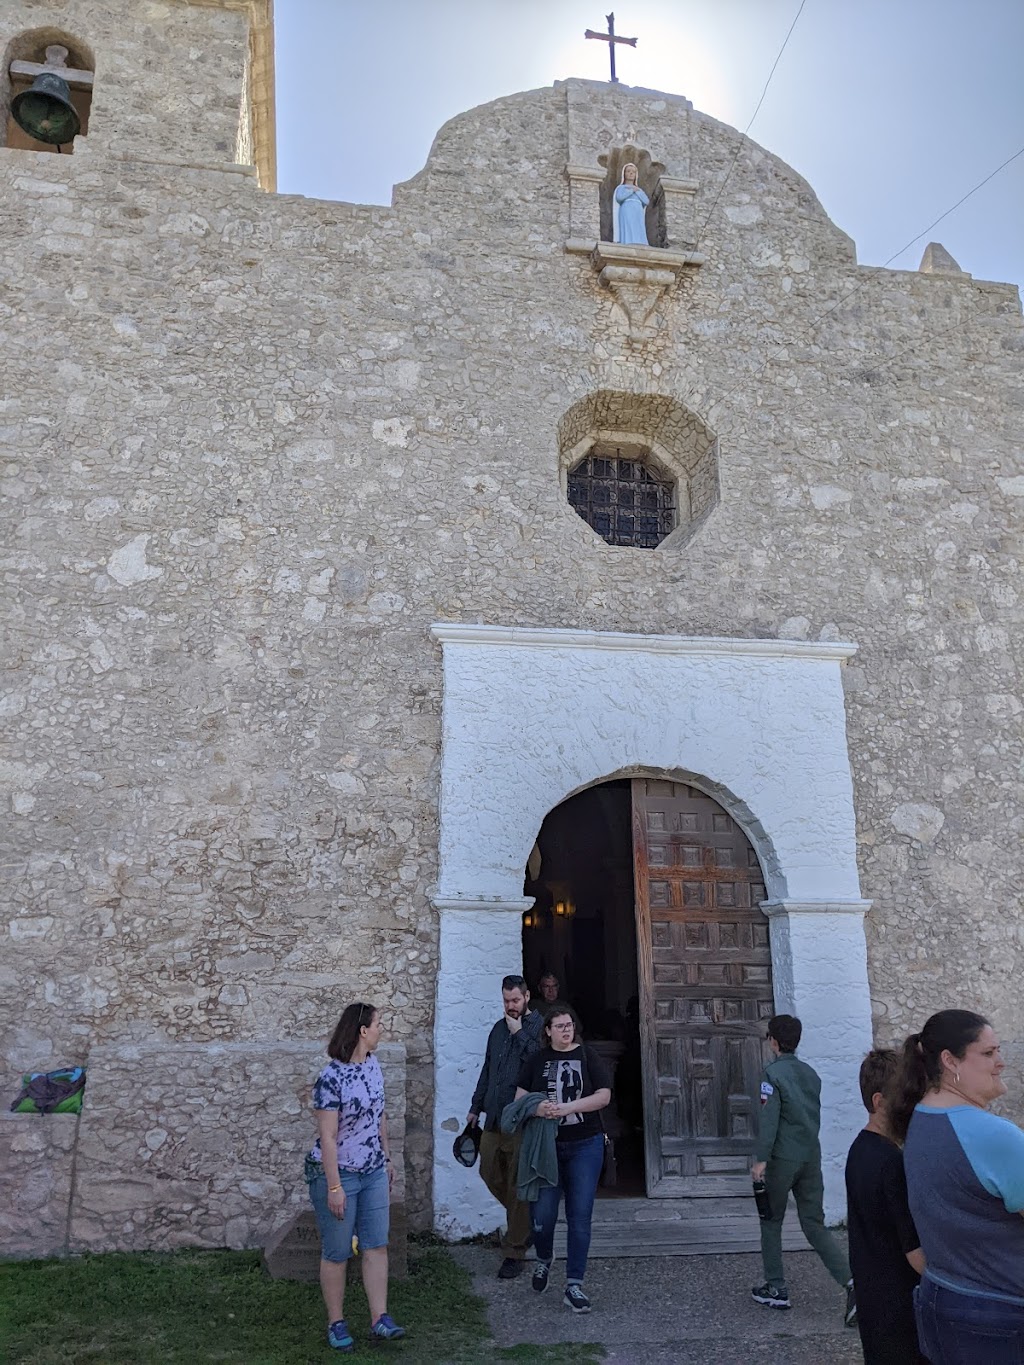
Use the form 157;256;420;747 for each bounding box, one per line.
275;1;1024;290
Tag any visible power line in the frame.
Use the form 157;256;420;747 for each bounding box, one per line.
857;300;1020;384
693;0;808;251
804;140;1024;338
692;139;1024;419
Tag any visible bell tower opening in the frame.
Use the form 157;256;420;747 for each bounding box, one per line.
2;36;94;154
1;4;276;188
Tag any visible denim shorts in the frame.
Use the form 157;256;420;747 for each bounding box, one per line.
306;1158;390;1263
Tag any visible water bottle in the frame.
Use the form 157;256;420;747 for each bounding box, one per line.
752;1178;771;1221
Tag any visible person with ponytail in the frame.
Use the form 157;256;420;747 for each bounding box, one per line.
890;1009;1024;1363
305;1002;406;1351
845;1049;926;1364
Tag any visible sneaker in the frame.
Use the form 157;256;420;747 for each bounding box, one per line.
369;1313;406;1341
498;1257;524;1280
563;1283;592;1314
845;1279;857;1328
532;1261;551;1294
751;1282;791;1310
327;1319;354;1352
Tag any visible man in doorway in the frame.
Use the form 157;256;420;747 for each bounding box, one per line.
538;972;561;1006
467;974;543;1278
751;1014;856;1326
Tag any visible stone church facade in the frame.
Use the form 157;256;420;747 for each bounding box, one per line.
2;0;1022;1256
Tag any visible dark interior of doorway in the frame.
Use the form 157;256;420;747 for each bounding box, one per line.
522;779;644;1196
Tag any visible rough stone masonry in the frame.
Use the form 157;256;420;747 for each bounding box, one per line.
1;0;1022;1254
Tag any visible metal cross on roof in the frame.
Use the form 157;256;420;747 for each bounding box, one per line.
584;12;638;84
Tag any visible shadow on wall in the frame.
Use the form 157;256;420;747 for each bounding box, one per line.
0;1041;407;1260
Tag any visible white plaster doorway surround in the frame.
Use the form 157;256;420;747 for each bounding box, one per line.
429;624;872;1238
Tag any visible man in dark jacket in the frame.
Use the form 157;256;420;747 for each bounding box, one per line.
751;1014;855;1324
467;974;543;1278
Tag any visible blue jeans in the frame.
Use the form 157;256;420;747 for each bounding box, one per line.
530;1133;604;1284
915;1275;1024;1364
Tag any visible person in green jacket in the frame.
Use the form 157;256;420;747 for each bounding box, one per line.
750;1014;856;1325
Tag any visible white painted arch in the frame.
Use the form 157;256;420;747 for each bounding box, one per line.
430;625;872;1236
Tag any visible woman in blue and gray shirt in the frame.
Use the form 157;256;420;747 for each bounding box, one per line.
889;1009;1024;1364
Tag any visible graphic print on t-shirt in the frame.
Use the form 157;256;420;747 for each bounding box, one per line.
545;1057;584;1126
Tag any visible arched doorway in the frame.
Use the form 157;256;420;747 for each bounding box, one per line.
524;776;773;1199
430;622;872;1242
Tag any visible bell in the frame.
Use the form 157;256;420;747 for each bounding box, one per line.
11;71;81;146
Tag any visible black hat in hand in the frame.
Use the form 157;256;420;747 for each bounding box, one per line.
452;1122;481;1168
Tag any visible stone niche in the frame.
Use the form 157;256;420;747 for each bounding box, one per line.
565;145;703;338
560;82;704;338
558;389;720;551
598;144;668;248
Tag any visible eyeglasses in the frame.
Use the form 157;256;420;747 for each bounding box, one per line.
551;1022;575;1031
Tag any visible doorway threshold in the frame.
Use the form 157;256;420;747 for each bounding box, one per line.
552;1197;814;1257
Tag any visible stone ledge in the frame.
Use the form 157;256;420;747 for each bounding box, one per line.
566;239;705;269
566;239;705;338
430;623;859;661
431;896;534;913
762;899;872;917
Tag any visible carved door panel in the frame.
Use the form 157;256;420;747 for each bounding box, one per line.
632;779;774;1197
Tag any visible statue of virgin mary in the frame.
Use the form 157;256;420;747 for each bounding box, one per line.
613;163;650;245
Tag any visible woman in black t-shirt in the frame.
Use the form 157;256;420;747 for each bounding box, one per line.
515;1002;612;1314
845;1049;926;1365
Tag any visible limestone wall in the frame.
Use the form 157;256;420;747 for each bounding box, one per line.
1;36;1022;1246
0;1042;406;1258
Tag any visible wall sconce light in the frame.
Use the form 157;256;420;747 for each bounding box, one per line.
553;897;576;919
523;908;540;930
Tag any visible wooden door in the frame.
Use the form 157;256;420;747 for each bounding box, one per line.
632;779;773;1197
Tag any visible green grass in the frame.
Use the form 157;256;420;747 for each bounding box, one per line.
0;1242;604;1364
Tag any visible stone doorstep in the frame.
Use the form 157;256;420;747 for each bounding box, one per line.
484;1198;814;1259
262;1205;409;1282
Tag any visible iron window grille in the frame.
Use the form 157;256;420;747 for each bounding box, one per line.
567;448;676;548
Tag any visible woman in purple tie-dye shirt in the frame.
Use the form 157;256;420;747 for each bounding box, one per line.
305;1002;406;1349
